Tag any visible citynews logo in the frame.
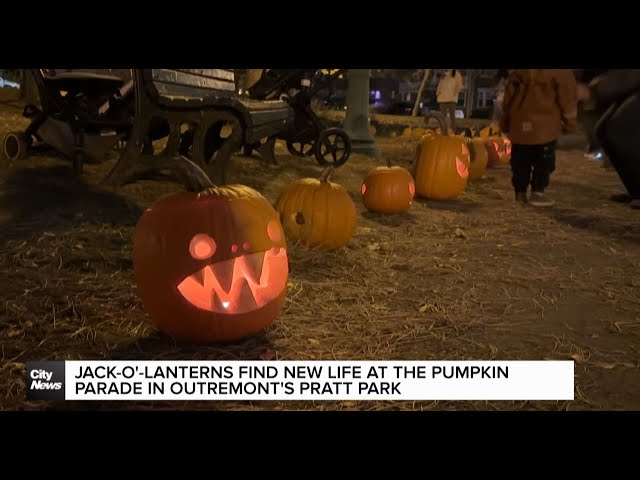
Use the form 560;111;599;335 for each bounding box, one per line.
26;361;66;401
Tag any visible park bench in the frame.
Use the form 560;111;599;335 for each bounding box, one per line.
102;69;295;187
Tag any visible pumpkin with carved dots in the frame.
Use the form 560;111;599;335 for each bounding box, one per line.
361;162;415;214
133;185;289;344
275;168;356;249
413;134;470;200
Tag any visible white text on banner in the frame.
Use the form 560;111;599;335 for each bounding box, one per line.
63;360;574;401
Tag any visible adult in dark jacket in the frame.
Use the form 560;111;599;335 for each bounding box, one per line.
576;69;608;161
591;69;640;208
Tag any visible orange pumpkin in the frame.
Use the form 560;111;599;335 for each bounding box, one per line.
133;184;289;344
414;134;470;200
275;168;357;249
361;164;415;213
483;136;511;167
466;137;489;181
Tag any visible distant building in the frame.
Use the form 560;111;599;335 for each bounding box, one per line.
309;69;506;118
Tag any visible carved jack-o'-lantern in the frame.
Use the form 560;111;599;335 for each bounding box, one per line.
361;163;415;214
483;136;511;167
413;134;470;200
133;183;289;344
466;137;489;181
275;168;356;249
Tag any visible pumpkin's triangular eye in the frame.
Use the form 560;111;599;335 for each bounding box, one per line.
461;144;469;156
190;234;216;260
361;183;367;195
493;141;499;150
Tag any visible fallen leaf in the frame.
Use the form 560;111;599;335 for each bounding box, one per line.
308;338;320;345
419;304;428;313
6;329;22;338
570;353;585;363
368;243;381;252
453;228;467;239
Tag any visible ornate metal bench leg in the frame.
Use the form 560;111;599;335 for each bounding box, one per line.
204;111;242;186
256;136;278;165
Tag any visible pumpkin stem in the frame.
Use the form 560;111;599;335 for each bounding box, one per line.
171;156;216;192
385;157;392;168
319;166;335;183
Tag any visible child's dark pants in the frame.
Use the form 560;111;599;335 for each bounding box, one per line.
510;141;557;193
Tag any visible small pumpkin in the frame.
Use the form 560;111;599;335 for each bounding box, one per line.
414;133;471;200
483;136;510;167
412;127;427;138
133;159;288;344
361;161;415;214
466;137;489;181
275;167;357;249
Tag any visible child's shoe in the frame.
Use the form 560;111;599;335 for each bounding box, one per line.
529;191;554;207
515;192;528;204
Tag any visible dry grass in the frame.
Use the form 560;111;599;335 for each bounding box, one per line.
1;93;640;411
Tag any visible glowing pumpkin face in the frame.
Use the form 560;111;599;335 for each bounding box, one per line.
361;165;415;214
132;185;288;344
413;135;470;200
483;136;510;166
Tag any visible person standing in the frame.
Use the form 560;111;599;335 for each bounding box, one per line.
500;69;578;207
492;69;510;124
576;69;609;165
590;69;640;208
436;69;463;132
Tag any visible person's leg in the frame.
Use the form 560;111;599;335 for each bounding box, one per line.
597;94;640;203
447;103;457;132
510;144;532;202
529;141;556;207
439;103;450;131
582;107;601;152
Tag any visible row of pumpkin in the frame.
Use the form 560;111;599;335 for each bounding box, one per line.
277;129;512;249
131;128;511;343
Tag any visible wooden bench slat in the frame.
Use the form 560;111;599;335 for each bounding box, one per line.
173;69;235;82
152;69;235;96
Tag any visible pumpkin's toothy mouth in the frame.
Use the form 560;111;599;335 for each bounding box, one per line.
177;247;288;314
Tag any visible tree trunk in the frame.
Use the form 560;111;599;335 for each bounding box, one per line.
20;70;40;106
411;69;430;116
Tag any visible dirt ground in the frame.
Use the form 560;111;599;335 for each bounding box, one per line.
1;93;639;411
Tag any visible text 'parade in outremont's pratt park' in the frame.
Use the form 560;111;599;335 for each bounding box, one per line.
26;361;574;401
